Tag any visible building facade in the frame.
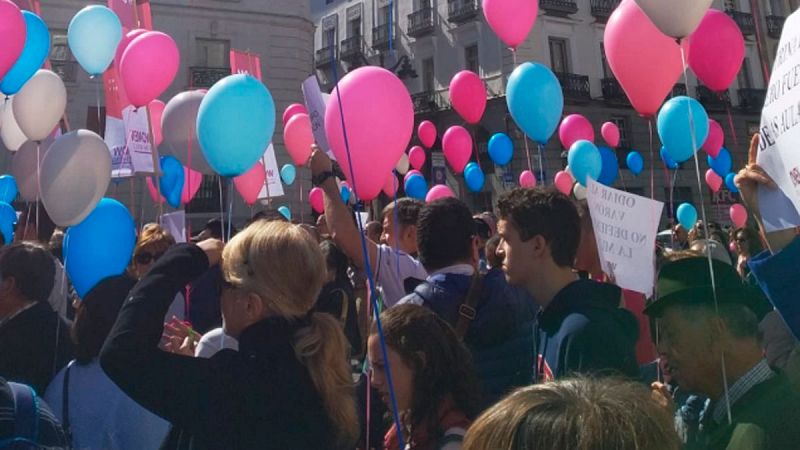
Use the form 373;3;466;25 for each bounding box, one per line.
311;0;795;227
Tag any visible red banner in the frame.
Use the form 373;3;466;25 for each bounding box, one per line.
230;50;262;81
104;0;153;119
10;0;40;14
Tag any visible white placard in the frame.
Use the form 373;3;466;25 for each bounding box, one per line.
106;115;130;178
122;105;156;175
258;143;285;199
302;75;335;160
586;179;664;296
160;210;186;243
758;8;800;231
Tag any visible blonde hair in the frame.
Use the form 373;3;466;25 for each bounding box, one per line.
222;220;358;446
463;377;680;450
130;223;175;275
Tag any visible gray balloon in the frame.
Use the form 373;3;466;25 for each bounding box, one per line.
161;90;212;174
40;130;111;227
11;138;54;201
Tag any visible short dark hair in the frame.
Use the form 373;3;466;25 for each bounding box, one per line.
416;198;475;272
0;242;55;303
497;187;581;267
72;275;137;365
382;198;424;228
320;240;349;284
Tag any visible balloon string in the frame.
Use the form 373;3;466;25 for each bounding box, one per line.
35;142;40;238
300;177;305;224
648;119;655;200
218;176;226;244
227;178;234;241
663;161;675;233
724;103;740;157
537;144;545;186
469;127;481;172
95;80;102;137
523;136;533;173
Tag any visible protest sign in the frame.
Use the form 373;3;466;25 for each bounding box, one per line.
122;106;155;175
160;210;186;243
586;179;664;296
302;75;334;160
230;49;262;80
258;143;285;199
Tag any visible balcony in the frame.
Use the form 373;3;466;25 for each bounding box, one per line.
555;72;591;103
671;83;687;97
190;67;229;89
725;9;755;36
541;0;579;16
412;91;442;114
766;15;785;39
372;24;391;50
601;77;630;105
51;60;77;83
590;0;619;22
448;0;480;24
408;7;435;37
315;46;336;68
340;36;363;62
738;88;766;113
695;85;731;112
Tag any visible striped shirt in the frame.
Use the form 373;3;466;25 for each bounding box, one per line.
712;359;775;423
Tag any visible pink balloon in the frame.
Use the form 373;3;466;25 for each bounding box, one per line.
705;169;723;192
234;161;266;206
148;99;166;147
408;146;426;171
601;122;620;148
0;0;25;82
325;67;414;201
703;119;724;158
418;120;437;148
284;113;314;166
383;173;399;197
519;170;537;188
146;177;164;204
730;203;748;228
120;31;180;108
604;0;684;118
554;171;575;196
559;115;595;150
688;10;744;93
309;187;324;214
282;103;308;127
426;184;455;202
449;71;487;125
482;0;538;49
404;169;423;185
115;28;147;70
181;166;202;204
442;126;472;174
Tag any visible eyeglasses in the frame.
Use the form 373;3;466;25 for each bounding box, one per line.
134;251;164;265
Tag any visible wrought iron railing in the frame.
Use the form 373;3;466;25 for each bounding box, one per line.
555;72;591;101
726;9;755;35
189;67;229;89
340;36;363;60
408;7;435;37
541;0;579;16
447;0;480;23
315;46;336;68
738;88;766;112
590;0;619;22
766;15;785;39
372;24;391;50
696;85;731;111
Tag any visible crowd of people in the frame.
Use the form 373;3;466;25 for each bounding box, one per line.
2;138;800;450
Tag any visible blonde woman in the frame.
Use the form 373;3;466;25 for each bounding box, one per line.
100;221;358;450
130;223;185;322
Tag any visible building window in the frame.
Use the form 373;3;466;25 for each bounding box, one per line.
422;58;435;92
348;17;361;38
611;116;631;148
50;30;77;82
548;37;570;74
738;57;753;88
324;28;336;48
378;5;391;25
770;0;784;15
600;43;612;78
196;38;230;68
465;44;479;74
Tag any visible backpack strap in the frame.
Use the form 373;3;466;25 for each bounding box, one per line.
454;273;482;340
8;382;39;444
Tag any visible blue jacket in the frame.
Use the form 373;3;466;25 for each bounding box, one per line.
400;268;536;407
749;236;800;340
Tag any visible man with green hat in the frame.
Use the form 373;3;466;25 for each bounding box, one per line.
645;256;800;450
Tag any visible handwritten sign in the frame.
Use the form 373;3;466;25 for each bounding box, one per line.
586;179;664;296
257;143;285;199
302;75;334;160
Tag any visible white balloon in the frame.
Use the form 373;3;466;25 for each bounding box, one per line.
395;153;410;175
161;90;212;174
634;0;713;39
13;70;67;141
40;130;111;227
573;183;587;200
11;139;54;201
1;99;27;151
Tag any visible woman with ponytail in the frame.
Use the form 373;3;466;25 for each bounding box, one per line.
100;220;358;450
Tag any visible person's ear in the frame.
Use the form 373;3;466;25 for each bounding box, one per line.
244;292;266;321
529;235;548;259
471;236;481;266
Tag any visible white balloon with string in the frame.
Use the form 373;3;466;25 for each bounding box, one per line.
634;0;713;39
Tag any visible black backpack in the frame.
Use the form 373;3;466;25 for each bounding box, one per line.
0;382;39;450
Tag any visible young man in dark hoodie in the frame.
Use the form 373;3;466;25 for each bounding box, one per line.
496;187;639;382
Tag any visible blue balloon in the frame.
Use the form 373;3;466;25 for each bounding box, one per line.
676;203;698;231
278;206;292;221
1;12;50;95
67;5;122;76
598;146;619;186
488;133;513;166
506;62;564;144
567;140;602;187
725;173;739;193
657;96;710;163
0;175;17;204
280;164;296;186
197;74;276;176
626;151;644;176
464;163;485;192
64;198;136;298
0;202;16;245
404;174;428;200
159;156;185;209
708;147;733;178
661;146;679;170
340;185;351;204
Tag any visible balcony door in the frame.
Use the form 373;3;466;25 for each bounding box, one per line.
196;38;230;68
549;37;570;74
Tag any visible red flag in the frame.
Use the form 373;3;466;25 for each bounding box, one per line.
230;50;262;81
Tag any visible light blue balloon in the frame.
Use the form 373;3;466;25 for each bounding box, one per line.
1;12;50;95
159;156;185;209
626;151;644;176
280;164;296;186
67;5;122;76
0;175;17;203
661;146;679;170
197;74;276;177
598;146;619;186
708;147;732;178
567;140;602;187
657;96;710;163
404;174;428;200
0;202;16;245
278;206;292;221
340;185;351;204
506;62;564;144
64;198;136;298
464;162;485;192
488;133;513;166
725;173;739;193
676;203;698;231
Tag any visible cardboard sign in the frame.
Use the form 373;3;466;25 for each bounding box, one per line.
586;179;664;296
160;210;186;243
122;106;155;175
302;75;334;160
257;143;285;199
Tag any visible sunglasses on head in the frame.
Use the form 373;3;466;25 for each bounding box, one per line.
135;251;164;265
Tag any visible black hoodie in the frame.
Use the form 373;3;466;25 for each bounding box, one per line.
533;279;639;382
